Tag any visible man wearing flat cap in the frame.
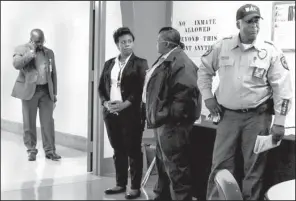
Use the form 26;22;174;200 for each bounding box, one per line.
198;4;293;200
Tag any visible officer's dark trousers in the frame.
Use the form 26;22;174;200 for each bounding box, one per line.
206;110;272;200
22;84;56;154
153;123;193;201
104;111;143;190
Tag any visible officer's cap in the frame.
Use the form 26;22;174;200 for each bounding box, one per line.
236;4;263;21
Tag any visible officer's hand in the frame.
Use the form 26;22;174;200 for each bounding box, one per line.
205;97;222;116
270;124;285;144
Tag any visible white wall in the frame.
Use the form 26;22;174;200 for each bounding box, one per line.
1;1;90;137
133;1;168;66
173;1;274;43
103;1;123;158
105;1;122;62
173;1;295;127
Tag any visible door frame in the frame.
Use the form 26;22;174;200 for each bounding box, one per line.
87;0;106;175
87;0;173;176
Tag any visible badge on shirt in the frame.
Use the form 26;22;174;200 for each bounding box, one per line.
252;67;266;79
280;55;289;70
257;49;267;60
280;99;289;116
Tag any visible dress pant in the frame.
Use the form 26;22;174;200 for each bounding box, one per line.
206;110;272;200
104;109;143;189
153;123;193;201
22;84;55;154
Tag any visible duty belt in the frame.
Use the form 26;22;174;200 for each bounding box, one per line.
222;101;271;114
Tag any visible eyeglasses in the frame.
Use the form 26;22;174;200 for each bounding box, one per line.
32;39;46;45
157;40;168;44
157;40;177;44
243;19;260;25
157;40;179;47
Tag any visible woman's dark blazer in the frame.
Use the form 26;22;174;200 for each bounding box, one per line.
98;53;148;126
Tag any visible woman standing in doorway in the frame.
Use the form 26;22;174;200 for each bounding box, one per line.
98;27;148;199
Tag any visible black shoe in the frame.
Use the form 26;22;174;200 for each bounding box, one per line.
104;186;126;194
28;152;37;161
125;189;141;199
45;152;61;161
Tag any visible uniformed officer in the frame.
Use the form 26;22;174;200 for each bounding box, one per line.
197;4;293;200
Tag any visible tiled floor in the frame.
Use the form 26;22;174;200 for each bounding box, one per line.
1;130;156;200
1;130;87;191
1;175;156;200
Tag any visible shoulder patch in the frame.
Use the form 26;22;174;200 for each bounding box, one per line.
264;41;275;47
280;55;289;70
202;46;213;57
202;38;225;57
222;36;233;40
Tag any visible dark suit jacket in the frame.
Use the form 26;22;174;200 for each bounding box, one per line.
11;43;57;101
98;53;148;121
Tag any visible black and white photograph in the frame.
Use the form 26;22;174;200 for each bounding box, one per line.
1;1;295;200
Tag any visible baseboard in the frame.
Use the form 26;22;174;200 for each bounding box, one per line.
1;118;87;152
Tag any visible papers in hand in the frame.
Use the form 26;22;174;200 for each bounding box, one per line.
253;135;281;154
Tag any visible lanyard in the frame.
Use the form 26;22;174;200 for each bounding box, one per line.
117;60;126;87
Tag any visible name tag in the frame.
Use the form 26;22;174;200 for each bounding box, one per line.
220;56;229;60
252;67;266;79
220;58;234;67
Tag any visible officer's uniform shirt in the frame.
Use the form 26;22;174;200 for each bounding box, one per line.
197;34;293;126
35;50;48;85
110;53;132;102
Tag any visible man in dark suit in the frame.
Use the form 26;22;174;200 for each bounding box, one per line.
12;29;61;161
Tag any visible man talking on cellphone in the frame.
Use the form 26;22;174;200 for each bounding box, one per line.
11;28;61;161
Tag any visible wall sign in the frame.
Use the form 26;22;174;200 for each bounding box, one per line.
272;1;295;52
